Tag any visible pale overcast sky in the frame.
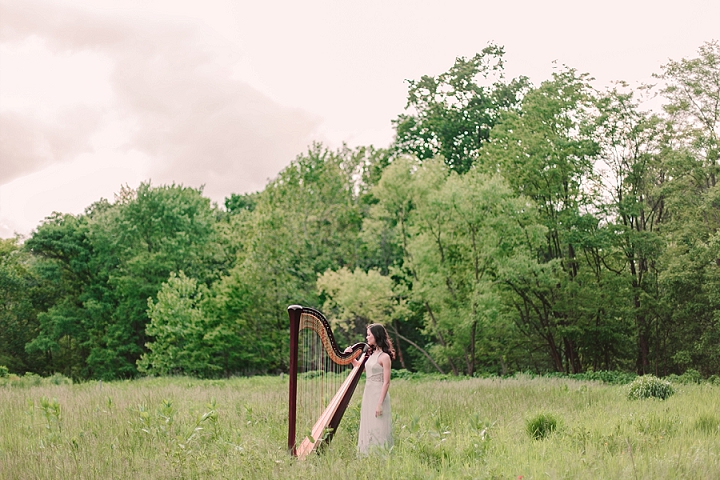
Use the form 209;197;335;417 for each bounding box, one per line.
0;0;718;238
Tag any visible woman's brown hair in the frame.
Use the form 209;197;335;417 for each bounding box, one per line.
368;323;395;360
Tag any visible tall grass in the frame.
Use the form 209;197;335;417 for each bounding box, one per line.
1;375;718;479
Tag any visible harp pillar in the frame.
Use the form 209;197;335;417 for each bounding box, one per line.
287;304;302;455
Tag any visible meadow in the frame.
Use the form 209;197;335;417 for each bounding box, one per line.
1;374;719;479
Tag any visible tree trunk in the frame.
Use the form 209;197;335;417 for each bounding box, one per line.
423;302;459;375
548;335;564;372
636;325;650;374
563;337;582;374
392;320;407;370
392;328;445;375
467;321;477;376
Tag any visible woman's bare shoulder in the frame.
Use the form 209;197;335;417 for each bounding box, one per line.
378;351;391;363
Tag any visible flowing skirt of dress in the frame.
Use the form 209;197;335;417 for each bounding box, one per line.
357;353;392;455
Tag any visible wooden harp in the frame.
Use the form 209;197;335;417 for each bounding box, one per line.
288;305;369;458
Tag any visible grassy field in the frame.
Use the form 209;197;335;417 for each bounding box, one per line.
1;374;719;479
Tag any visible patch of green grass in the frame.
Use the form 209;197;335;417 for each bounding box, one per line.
694;413;720;435
0;375;719;479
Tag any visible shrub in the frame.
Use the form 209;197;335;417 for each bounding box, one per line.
391;369;415;380
627;375;675;400
391;369;452;381
579;370;637;385
708;375;719;385
667;369;703;385
542;370;637;384
678;368;702;384
526;413;558;440
22;372;42;387
49;373;73;385
0;365;8;378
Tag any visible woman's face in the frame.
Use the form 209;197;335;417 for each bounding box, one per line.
366;328;377;346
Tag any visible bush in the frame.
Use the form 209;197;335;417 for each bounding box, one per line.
570;370;637;385
391;369;453;381
665;369;704;384
708;375;719;385
541;370;637;384
0;365;8;378
49;373;73;385
627;375;675;400
22;372;42;387
526;413;558;440
0;372;72;388
678;368;702;384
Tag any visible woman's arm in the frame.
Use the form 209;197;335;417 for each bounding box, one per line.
343;346;361;368
376;353;391;417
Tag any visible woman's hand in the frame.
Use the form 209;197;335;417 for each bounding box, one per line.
343;346;353;354
375;404;383;417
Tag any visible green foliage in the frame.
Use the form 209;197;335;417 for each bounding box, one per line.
666;368;703;384
364;156;548;375
224;192;258;214
627;375;675;400
0;238;47;374
391;369;453;381
526;413;558;440
481;67;614;375
317;266;408;337
0;372;73;388
657;40;719;171
0;365;8;377
394;44;529;174
23;183;225;380
138;272;215;377
48;373;72;385
10;41;720;382
547;370;638;385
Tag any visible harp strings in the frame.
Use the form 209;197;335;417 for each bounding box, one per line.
297;322;344;447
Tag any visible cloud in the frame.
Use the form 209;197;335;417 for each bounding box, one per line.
0;0;320;201
107;24;321;199
0;108;101;184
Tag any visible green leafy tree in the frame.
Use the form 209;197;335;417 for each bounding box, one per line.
204;144;378;374
653;41;720;375
480;68;602;373
393;44;529;174
24;210;104;378
88;182;221;378
410;162;546;375
25;183;223;379
656;40;719;188
0;238;47;373
317;266;423;371
594;86;671;373
138;272;213;376
366;157;547;375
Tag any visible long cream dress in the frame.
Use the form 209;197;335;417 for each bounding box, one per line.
358;351;392;454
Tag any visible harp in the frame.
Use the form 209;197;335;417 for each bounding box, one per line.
287;305;369;458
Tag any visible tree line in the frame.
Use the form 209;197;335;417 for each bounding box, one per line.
1;42;718;380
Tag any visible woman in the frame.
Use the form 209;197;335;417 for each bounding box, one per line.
345;323;394;455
